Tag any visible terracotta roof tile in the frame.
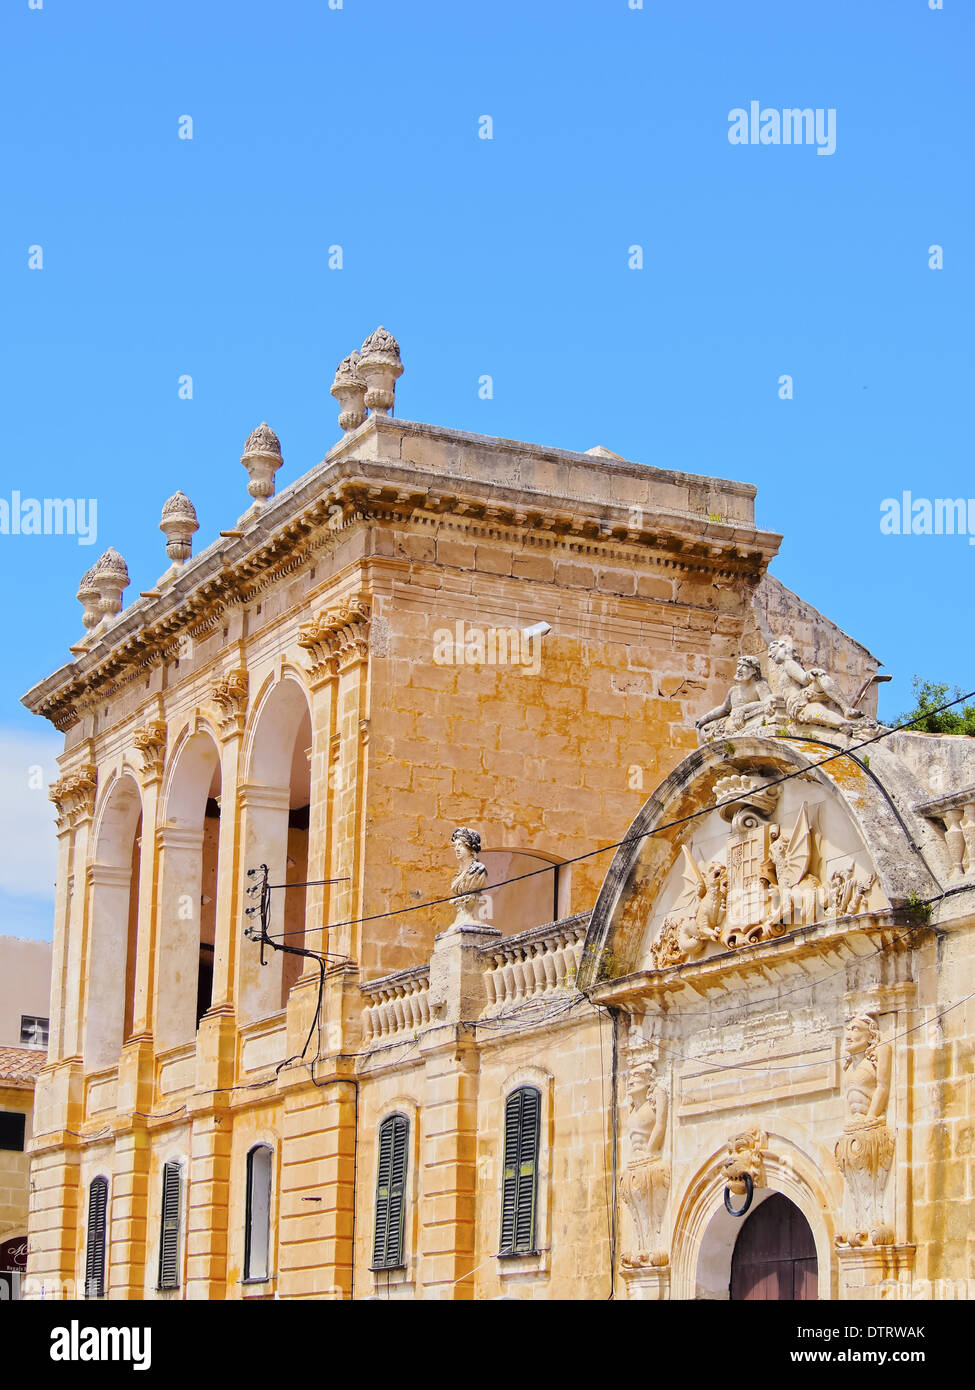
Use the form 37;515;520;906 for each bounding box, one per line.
0;1046;46;1086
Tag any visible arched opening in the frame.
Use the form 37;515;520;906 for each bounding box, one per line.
157;730;222;1051
244;1144;273;1282
730;1193;818;1301
479;849;571;934
241;680;312;1022
86;774;142;1069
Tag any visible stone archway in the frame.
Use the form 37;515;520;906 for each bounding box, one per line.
670;1140;837;1300
86;772;143;1068
730;1192;817;1300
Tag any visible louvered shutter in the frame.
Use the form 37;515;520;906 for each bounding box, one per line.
84;1177;108;1298
372;1115;408;1269
157;1161;181;1290
499;1088;540;1255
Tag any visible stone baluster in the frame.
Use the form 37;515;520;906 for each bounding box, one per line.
944;809;966;880
484;955;501;1009
961;802;975;875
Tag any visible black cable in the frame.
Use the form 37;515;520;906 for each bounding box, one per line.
262;688;975;941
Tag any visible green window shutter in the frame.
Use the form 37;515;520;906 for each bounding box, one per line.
372;1115;408;1269
85;1177;108;1299
499;1087;540;1256
157;1161;181;1290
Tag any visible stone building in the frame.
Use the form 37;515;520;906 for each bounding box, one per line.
21;330;975;1300
0;936;51;1299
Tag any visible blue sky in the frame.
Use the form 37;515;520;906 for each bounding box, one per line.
1;0;971;939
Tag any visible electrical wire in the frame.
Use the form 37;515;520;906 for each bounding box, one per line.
261;687;975;941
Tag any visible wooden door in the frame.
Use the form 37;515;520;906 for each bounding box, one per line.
730;1193;818;1300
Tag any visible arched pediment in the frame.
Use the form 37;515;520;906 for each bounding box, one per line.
579;735;941;988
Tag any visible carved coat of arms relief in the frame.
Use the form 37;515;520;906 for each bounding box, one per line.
650;775;874;970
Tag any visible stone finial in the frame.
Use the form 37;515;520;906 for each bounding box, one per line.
357;326;403;417
76;565;102;630
90;548;130;620
240;422;283;502
159;491;199;564
330;350;367;434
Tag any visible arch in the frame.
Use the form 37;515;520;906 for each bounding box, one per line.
729;1192;817;1300
156;728;222;1051
244;672;313;787
239;676;314;1021
578;734;941;989
670;1135;836;1301
162;724;221;829
92;770;142;869
479;847;571;934
85;772;143;1068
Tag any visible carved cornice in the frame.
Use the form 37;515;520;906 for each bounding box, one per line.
211;668;249;738
23;432;779;731
49;765;97;831
297;593;371;686
132;719;167;781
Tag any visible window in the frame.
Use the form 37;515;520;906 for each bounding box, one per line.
372;1115;408;1271
244;1146;272;1282
499;1087;540;1256
20;1015;48;1048
157;1161;182;1290
85;1177;108;1299
0;1112;26;1152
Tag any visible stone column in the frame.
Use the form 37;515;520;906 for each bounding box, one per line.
184;1102;233;1300
47;822;74;1064
24;1142;81;1300
330;648;369;965
236;784;290;1024
417;924;498;1299
154;826;205;1053
276;1068;357;1300
60;785;96;1062
196;701;246;1097
106;1121;151;1300
117;743;164;1118
83;863;133;1069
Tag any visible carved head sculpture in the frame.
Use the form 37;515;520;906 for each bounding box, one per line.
626;1065;659;1126
735;654;763;682
843;1012;880;1067
768;637;796;665
451;825;481;866
721;1128;769;1191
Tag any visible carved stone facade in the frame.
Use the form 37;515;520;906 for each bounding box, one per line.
19;358;975;1301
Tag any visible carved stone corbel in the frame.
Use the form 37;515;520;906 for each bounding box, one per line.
297;593;371;687
211;669;249;739
132;720;167;782
49;764;98;831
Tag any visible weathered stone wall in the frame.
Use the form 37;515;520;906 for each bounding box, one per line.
748;574;881;714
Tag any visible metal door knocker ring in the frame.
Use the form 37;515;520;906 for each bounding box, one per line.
723;1173;753;1217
